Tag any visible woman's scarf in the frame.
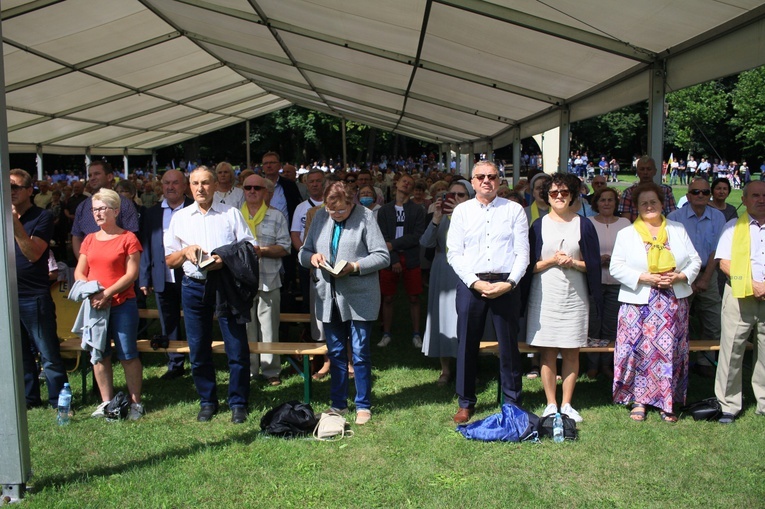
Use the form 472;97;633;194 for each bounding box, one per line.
730;214;754;297
633;215;676;273
241;201;268;241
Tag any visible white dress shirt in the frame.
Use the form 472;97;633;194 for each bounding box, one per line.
446;197;530;288
164;200;255;280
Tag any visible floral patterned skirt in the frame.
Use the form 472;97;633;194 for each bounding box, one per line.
612;288;689;413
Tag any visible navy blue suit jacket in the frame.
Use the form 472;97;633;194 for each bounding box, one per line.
139;197;194;293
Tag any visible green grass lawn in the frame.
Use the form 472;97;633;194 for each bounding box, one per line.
21;296;765;508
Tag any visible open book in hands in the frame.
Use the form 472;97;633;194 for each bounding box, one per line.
196;248;216;270
319;259;348;276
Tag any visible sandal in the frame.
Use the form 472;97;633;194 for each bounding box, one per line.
526;366;540;380
436;372;451;386
660;411;678;423
630;404;646;422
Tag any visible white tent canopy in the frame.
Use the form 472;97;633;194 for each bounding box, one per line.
3;0;765;156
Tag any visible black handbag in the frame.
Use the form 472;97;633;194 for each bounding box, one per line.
105;392;131;421
538;413;578;440
680;398;722;421
260;401;318;438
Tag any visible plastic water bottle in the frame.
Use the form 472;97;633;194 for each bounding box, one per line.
553;412;564;443
56;383;72;426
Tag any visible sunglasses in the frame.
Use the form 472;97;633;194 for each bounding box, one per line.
689;189;712;196
453;192;468;198
548;189;570;198
243;185;266;191
10;184;30;191
472;174;498;181
346;178;356;183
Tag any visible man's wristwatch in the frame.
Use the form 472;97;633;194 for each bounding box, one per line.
507;279;517;291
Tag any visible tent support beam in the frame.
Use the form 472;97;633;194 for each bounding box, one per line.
648;61;666;183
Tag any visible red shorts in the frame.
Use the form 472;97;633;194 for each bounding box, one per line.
379;254;422;297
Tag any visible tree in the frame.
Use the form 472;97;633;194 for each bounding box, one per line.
571;103;646;163
665;81;730;158
731;66;765;162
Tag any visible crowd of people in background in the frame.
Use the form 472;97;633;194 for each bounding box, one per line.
13;149;765;428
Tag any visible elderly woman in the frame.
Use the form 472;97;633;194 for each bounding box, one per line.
74;189;144;419
525;173;601;422
586;186;631;378
610;183;701;422
420;179;473;385
299;182;390;425
358;184;382;216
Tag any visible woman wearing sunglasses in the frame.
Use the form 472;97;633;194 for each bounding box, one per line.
610;183;701;422
298;181;390;425
524;173;602;422
419;180;474;385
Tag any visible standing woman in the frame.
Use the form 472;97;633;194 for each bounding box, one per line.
299;182;390;425
586;187;631;378
525;173;602;422
710;177;739;222
610;183;701;422
74;189;144;419
420;180;473;385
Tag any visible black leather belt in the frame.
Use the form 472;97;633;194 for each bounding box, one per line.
475;272;510;282
185;275;206;284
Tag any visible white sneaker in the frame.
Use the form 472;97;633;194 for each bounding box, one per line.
377;334;392;347
561;403;583;423
542;403;558;417
412;334;423;348
91;400;110;418
129;403;145;421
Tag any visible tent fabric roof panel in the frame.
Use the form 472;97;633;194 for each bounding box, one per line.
2;0;764;153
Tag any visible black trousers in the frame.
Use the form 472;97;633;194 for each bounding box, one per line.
156;280;185;371
455;281;523;409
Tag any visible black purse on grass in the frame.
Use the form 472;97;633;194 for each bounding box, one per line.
538;413;578;440
680;398;722;421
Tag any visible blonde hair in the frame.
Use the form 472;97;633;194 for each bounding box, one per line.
92;188;121;210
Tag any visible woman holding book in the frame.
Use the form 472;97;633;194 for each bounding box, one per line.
298;182;389;424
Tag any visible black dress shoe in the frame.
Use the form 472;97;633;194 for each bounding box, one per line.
231;407;248;424
197;405;218;422
160;368;185;380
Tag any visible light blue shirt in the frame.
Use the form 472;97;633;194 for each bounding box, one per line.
668;204;725;267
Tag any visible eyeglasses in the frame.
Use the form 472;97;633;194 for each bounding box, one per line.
548;189;570;198
472;174;498;181
454;192;468;198
243;185;266;191
689;189;712;196
326;208;348;215
10;184;30;191
91;206;114;214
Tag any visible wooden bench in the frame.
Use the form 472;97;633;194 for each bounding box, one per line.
60;338;326;404
478;339;751;355
137;308;312;323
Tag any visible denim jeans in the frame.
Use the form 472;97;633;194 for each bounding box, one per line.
182;277;250;408
323;319;372;411
18;294;68;407
104;298;139;361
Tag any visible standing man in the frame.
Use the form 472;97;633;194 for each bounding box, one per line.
376;173;427;348
11;169;69;408
697;157;711;181
164;166;255;424
213;162;244;208
291;168;325;311
355;169;384;205
261;151;303;298
447;161;529;423
139;169;193;379
618;156;677;222
241;174;291;385
714;181;765;423
34;180;53;209
71;161;139;259
668;178;726;377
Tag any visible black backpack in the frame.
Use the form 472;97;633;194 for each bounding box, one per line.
105;392;131;421
260;401;318;438
538;413;578;440
681;398;722;421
